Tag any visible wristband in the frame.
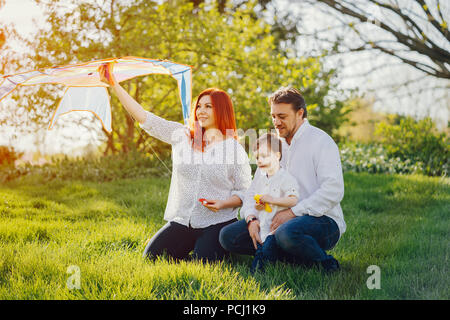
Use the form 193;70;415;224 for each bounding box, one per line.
246;216;257;226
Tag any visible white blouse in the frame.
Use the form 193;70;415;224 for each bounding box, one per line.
139;111;252;228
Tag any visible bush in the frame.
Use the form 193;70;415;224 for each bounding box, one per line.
0;146;23;167
340;142;425;175
0;151;171;183
375;117;449;176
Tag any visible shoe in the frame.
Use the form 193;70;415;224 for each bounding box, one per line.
320;256;340;273
250;256;265;274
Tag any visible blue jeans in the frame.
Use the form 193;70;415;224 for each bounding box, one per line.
219;215;340;267
251;235;279;273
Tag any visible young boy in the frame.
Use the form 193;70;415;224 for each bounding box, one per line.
242;133;299;273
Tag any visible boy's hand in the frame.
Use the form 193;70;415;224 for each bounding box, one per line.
259;194;274;204
254;203;265;211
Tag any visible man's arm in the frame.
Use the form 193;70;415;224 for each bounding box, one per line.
291;137;344;217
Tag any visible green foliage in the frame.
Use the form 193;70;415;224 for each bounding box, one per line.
375;117;449;176
0;151;170;183
8;0;348;156
340;143;425;175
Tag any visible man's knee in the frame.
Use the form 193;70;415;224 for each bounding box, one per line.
275;220;305;252
219;223;233;251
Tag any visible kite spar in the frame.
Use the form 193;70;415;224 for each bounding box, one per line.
0;57;193;132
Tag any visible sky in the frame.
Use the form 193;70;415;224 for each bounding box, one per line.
280;0;449;130
0;0;43;34
0;0;448;155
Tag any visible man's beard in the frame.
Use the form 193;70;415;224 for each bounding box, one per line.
277;126;294;140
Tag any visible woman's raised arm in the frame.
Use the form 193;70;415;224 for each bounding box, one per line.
99;64;146;124
99;63;185;145
110;82;147;124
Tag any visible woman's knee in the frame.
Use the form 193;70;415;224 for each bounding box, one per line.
142;241;159;259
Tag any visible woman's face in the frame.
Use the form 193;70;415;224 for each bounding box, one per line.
196;95;216;130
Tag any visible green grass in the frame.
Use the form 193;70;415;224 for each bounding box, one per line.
0;172;448;299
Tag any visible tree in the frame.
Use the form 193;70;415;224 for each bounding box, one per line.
304;0;449;79
0;0;6;49
6;0;349;157
188;0;301;51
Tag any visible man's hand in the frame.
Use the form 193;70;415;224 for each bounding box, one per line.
270;208;296;232
247;217;262;250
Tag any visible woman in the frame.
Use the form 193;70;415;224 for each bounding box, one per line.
99;64;251;262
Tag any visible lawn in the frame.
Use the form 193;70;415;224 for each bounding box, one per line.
0;172;448;299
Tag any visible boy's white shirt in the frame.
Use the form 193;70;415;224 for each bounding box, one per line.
241;167;299;242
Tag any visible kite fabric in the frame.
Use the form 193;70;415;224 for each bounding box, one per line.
0;57;193;132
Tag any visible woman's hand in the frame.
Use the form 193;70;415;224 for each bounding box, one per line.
98;63;117;86
203;199;226;213
247;218;262;250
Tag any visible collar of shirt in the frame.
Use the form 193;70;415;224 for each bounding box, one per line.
260;167;286;182
280;118;310;148
279;119;310;169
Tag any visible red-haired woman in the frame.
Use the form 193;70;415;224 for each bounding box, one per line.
99;66;251;262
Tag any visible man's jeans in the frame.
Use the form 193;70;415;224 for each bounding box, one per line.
220;214;340;268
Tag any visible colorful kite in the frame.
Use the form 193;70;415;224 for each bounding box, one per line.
0;57;193;132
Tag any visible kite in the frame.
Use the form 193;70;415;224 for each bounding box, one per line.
0;57;193;132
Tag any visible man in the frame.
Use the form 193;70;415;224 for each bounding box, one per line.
219;87;346;272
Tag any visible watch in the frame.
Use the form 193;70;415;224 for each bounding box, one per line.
246;216;257;226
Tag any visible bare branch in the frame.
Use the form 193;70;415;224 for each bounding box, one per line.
310;0;450;79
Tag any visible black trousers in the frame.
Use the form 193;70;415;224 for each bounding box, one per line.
143;219;237;262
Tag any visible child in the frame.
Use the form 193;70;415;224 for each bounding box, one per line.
242;133;299;273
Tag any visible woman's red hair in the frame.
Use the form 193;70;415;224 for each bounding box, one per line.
189;88;237;152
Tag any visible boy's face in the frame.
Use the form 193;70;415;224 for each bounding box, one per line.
256;142;280;173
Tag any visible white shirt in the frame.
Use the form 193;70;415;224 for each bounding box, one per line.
280;119;346;236
241;168;299;242
140;111;252;228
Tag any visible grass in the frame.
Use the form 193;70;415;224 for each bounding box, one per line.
0;172;448;299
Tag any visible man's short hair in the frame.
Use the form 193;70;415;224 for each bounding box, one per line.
254;133;282;161
268;87;307;118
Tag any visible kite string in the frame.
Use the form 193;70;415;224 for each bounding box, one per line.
120;105;173;177
136;123;173;177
